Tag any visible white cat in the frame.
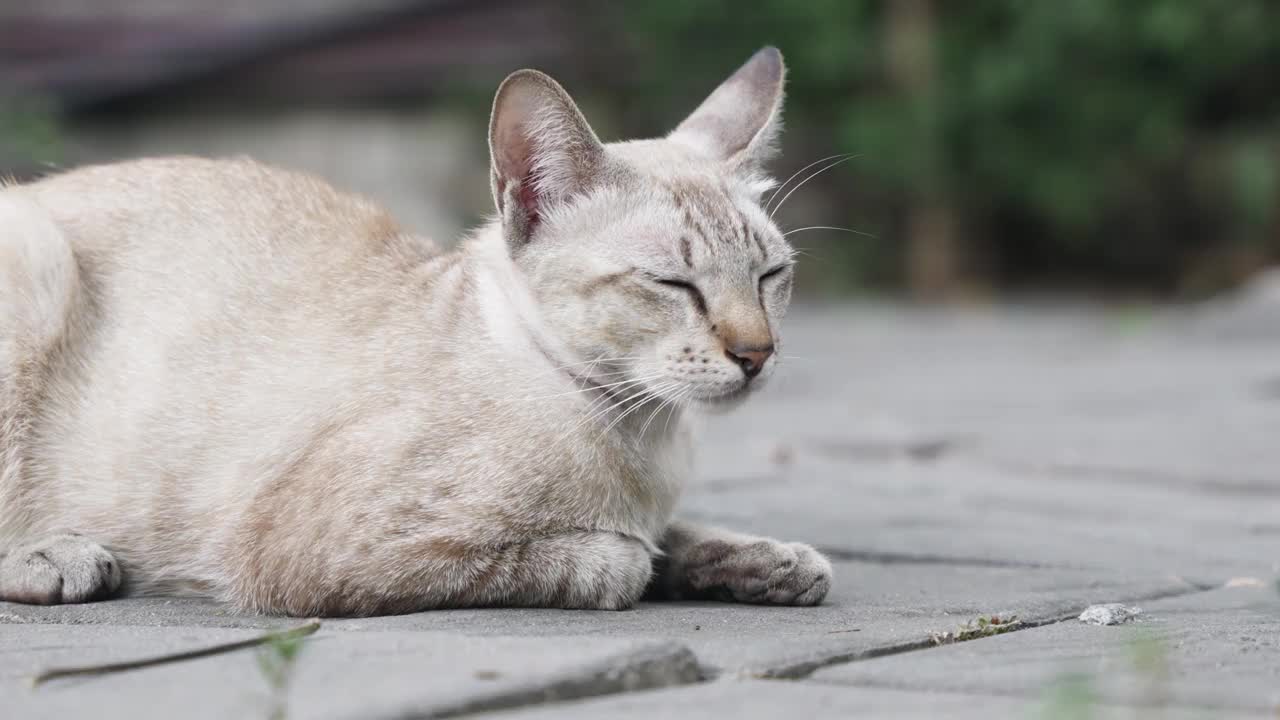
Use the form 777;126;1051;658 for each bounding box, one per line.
0;47;831;615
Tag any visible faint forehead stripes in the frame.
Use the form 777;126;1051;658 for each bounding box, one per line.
679;234;694;267
668;184;765;261
671;187;713;258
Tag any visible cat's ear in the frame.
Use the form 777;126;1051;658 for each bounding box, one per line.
669;47;786;173
489;69;605;248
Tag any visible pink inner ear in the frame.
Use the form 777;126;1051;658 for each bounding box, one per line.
518;176;540;229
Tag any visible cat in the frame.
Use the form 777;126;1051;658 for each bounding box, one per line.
0;47;831;616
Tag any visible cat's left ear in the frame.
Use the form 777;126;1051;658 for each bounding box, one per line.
669;47;786;173
489;69;606;249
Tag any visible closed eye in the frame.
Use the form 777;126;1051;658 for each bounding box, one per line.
759;264;790;282
655;278;697;291
758;263;792;299
652;277;708;315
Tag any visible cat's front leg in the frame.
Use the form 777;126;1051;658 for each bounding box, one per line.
230;528;656;616
647;520;832;606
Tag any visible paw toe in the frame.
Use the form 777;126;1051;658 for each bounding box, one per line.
0;551;63;604
0;535;122;604
59;542;121;602
781;543;832;606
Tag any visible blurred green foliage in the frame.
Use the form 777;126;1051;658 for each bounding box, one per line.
0;99;63;173
620;1;1280;295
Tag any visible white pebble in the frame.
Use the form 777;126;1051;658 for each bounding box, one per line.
1078;603;1142;626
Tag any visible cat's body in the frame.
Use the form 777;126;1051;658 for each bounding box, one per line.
0;48;831;615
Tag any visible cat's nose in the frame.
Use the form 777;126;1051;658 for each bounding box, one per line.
725;343;774;379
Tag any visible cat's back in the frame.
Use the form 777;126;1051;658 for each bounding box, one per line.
20;155;435;269
17;155;447;372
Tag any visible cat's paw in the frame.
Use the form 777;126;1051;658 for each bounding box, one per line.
0;534;122;604
685;538;831;606
564;533;653;611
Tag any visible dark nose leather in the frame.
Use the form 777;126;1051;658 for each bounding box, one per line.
725;344;774;379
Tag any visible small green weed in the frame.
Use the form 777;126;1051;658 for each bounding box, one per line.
930;614;1023;645
256;632;308;720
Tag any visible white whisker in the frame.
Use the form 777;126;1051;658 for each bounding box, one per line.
661;388;687;436
765;152;857;212
659;385;696;437
519;372;665;402
552;356;641;370
638;386;682;438
600;382;676;438
562;377;664;439
769;155;860;221
784;225;877;239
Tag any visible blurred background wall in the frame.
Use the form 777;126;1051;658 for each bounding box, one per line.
3;0;1279;300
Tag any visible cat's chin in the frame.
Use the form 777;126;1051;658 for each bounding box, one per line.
689;383;757;414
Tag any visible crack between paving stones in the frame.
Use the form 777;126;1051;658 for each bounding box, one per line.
388;643;703;720
742;583;1218;681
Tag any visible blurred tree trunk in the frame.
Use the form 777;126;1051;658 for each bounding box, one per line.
885;0;968;300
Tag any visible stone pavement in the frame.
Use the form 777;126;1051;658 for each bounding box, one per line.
2;294;1278;719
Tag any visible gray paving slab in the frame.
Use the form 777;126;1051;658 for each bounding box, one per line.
0;624;697;720
689;305;1280;578
734;304;1280;489
1;561;1198;678
484;678;1272;720
681;451;1276;580
810;585;1280;713
334;566;1193;678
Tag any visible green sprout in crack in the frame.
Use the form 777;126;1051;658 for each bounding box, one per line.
256;632;307;720
930;614;1023;645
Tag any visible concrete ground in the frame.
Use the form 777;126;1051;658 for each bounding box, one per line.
3;289;1278;719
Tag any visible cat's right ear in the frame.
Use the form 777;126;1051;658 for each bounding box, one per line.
489;70;605;249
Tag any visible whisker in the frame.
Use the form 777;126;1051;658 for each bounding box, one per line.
769;155;860;221
582;375;652;409
555;389;634;445
661;388;688;436
784;225;877;239
576;352;609;384
603;379;681;436
601;385;668;437
661;385;696;436
553;356;641;370
566;377;665;437
521;372;664;402
765;152;857;212
790;248;827;263
637;397;666;438
594;391;651;437
638;386;683;438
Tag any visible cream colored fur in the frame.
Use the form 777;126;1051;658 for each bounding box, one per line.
0;48;830;615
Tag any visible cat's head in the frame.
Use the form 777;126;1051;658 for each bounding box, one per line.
488;47;792;411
